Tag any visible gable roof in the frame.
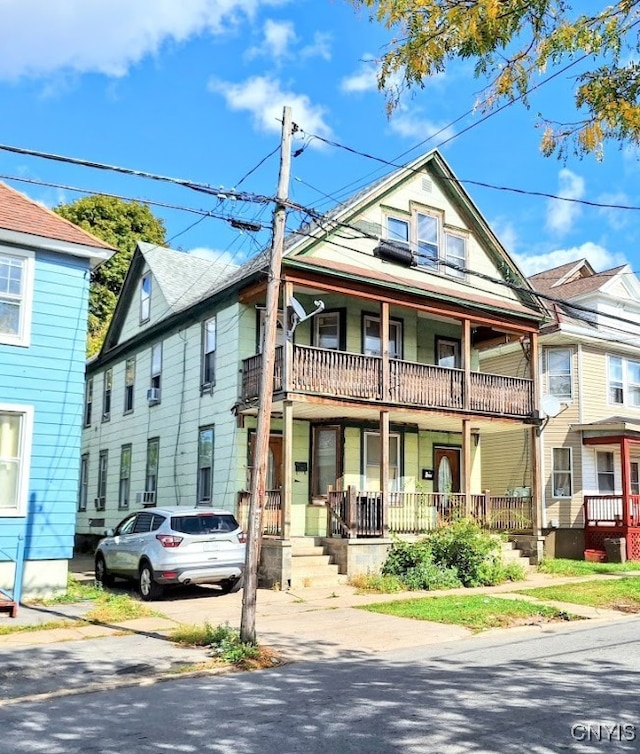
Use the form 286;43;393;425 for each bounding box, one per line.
529;260;622;301
0;183;114;261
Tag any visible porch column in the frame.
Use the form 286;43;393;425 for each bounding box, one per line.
621;437;631;527
529;332;542;536
282;280;294;393
462;419;471;516
380;301;390;401
462;319;471;411
282;399;293;540
380;410;390;537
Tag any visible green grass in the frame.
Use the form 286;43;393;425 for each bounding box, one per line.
0;619;74;636
359;594;576;632
519;578;640;612
170;622;266;667
538;558;640;576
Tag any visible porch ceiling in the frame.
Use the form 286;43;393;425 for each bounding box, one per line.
246;397;529;434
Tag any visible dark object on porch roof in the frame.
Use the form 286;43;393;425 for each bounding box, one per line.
604;537;627;563
373;239;416;267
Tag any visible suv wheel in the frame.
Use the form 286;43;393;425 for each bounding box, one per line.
95;554;115;588
139;561;163;601
219;577;242;594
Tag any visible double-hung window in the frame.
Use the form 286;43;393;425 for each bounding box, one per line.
119;445;131;510
197;426;214;505
608;355;640;407
140;274;151;323
96;450;108;510
124;358;135;413
78;454;89;512
84;378;93;427
552;448;572;498
313;311;344;351
363;431;400;492
0;249;34;346
597;451;615;493
202;317;216;388
363;314;403;359
150;342;162;401
0;405;33;516
102;368;112;422
145;438;159;504
385;211;466;278
547;348;572;400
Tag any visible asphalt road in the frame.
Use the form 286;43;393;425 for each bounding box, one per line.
1;618;639;754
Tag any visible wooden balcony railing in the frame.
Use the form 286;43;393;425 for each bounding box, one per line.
237;490;282;536
327;488;533;538
584;495;640;527
241;345;534;418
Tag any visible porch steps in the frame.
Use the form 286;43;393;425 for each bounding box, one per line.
508;534;544;566
500;540;535;571
289;538;347;588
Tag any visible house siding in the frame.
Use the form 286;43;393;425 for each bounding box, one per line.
0;251;89;587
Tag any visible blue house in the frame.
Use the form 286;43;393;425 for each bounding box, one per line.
0;183;113;600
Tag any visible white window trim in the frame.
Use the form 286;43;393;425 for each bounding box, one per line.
0;403;34;517
547;347;573;401
551;446;573;499
363;430;401;492
0;248;34;347
140;273;151;324
607;354;640;408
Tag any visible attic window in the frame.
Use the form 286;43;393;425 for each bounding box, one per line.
140;274;151;323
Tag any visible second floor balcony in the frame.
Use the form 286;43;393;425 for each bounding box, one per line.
241;344;535;419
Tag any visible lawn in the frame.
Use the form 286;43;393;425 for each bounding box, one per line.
359;594;576;632
538;559;640;577
518;578;640;613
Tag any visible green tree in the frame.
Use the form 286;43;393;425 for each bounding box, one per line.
54;196;166;354
351;0;640;158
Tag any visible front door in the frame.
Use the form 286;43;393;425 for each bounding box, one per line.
249;435;282;491
434;447;461;493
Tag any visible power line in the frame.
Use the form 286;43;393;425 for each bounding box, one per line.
235;144;280;188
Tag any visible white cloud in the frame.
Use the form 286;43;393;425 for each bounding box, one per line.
491;218;519;256
545;168;585;235
208;75;332;139
341;61;378;93
300;32;332;61
514;241;626;276
597;191;631;231
247;19;297;61
389;109;455;142
0;0;285;80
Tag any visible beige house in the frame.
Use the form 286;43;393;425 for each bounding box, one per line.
78;149;548;586
481;259;640;560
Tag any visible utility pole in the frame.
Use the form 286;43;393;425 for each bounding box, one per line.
240;106;292;645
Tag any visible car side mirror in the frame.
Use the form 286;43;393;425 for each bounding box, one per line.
104;528;114;537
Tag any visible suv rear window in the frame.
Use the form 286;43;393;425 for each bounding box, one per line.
171;514;239;535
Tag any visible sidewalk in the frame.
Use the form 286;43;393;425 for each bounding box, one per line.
0;562;636;705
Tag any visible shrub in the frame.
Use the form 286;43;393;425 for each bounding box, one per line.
426;518;500;587
350;572;404;593
382;538;433;577
402;561;462;591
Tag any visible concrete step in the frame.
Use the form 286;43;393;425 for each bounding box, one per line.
289;572;349;588
291;562;341;578
500;542;533;570
291;554;334;568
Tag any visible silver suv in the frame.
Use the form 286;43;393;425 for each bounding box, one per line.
95;507;246;600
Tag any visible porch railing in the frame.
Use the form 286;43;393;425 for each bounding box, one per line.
584;495;640;527
326;488;533;538
241;345;534;418
237;490;282;537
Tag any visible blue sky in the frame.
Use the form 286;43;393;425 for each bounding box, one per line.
0;0;638;277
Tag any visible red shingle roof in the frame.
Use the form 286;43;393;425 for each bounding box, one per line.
0;182;114;250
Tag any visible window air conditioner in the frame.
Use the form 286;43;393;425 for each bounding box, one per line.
94;496;106;511
146;387;160;404
135;491;156;505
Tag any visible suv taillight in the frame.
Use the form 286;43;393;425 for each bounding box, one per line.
238;531;247;544
156;534;183;548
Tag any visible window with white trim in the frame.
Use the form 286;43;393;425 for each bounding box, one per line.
597;451;615;493
201;317;216;388
84;378;93;427
140;273;151;323
0;405;33;516
96;450;108;509
78;454;89;512
124;358;135;414
197;426;214;505
102;368;112;422
551;447;572;498
119;444;131;510
547;348;572;400
145;437;159;502
608;355;640;407
0;249;34;346
364;431;400;492
314;311;342;351
385;211;467;278
150;342;162;394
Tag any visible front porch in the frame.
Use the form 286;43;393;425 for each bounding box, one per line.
238;489;534;539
